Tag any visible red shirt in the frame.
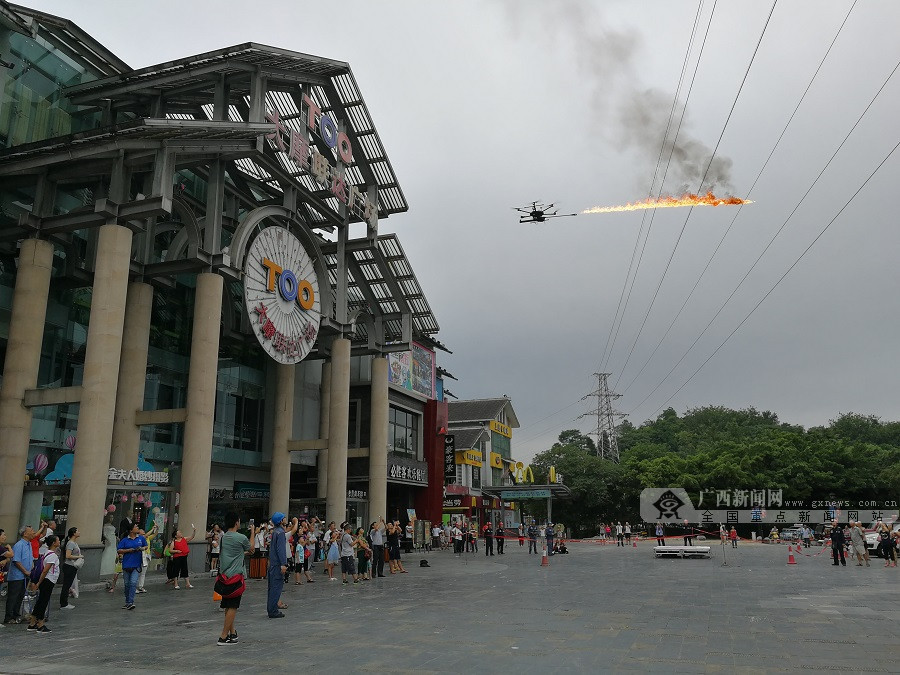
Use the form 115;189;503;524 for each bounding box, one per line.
172;538;189;557
31;538;39;559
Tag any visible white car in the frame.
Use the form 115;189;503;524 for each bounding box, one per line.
780;528;803;542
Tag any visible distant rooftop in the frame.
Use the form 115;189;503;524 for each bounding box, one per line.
449;398;520;428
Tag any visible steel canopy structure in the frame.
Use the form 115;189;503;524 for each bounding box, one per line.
58;41;408;229
0;5;430;356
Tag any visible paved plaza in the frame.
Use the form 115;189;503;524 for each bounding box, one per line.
2;539;899;673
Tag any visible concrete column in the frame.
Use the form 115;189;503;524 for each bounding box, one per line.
109;282;153;471
0;239;54;535
178;272;223;540
316;360;331;499
68;224;133;545
268;363;294;516
368;356;388;522
325;338;350;523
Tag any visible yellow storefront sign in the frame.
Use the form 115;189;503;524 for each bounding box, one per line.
455;449;482;467
489;452;503;469
489;420;512;438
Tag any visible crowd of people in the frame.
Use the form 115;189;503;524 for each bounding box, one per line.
1;520;85;633
828;520;898;567
210;512;416;645
431;520;564;557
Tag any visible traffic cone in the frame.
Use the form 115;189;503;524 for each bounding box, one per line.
540;546;549;567
787;544;797;565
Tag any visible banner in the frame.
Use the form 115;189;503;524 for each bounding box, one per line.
444;435;456;481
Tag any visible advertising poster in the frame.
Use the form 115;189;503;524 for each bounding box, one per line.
389;342;435;398
410;342;435;398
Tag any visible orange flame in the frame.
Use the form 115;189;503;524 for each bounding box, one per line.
583;191;753;214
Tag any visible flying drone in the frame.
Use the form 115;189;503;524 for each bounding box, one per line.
513;201;577;224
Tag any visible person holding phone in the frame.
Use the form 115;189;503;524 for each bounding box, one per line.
116;522;146;610
369;518;385;578
170;525;196;589
217;513;254;645
266;513;288;618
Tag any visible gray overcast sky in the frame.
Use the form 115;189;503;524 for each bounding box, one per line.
27;0;900;462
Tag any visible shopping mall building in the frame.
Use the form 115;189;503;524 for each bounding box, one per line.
0;2;457;578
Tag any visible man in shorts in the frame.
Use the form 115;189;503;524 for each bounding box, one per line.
217;512;254;645
340;523;359;584
850;521;870;567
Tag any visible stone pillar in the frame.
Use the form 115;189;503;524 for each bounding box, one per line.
268;363;294;516
368;356;388;522
109;282;153;471
0;239;54;535
68;224;133;545
316;360;331;500
325;338;350;523
178;273;222;543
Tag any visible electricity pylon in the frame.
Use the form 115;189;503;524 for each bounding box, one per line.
579;372;624;461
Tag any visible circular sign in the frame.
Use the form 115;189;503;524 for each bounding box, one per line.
244;226;321;364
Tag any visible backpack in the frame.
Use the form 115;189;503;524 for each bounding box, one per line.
29;552;47;584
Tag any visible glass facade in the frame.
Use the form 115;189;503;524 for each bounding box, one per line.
0;256;270;473
141;280;269;467
0;28;102;148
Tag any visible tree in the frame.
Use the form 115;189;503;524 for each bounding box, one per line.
532;407;900;536
527;430;639;536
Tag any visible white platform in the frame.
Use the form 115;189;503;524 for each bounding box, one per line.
654;545;711;559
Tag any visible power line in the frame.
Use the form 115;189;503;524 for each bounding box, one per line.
613;0;778;390
515;399;585;437
626;52;900;416
619;0;858;396
601;0;716;371
599;0;706;370
646;135;900;418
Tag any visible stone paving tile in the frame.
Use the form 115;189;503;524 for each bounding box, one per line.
2;541;899;673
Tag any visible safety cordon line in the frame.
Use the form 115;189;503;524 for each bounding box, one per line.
469;528;857;557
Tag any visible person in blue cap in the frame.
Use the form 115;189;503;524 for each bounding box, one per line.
267;512;288;618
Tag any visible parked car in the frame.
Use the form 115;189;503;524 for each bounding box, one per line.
780;527;802;542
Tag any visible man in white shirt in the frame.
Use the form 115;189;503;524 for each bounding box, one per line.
451;523;463;556
254;527;266;552
369;518;385;578
431;525;441;551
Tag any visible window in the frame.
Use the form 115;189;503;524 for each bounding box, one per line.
455;463;463;485
388;405;419;459
472;465;481;489
348;399;360;448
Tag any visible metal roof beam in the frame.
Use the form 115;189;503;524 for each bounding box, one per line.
321;81;377;186
67;61;256;104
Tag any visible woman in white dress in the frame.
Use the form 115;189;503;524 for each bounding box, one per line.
99;520;117;576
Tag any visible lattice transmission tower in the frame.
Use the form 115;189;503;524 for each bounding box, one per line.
579;372;624;461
